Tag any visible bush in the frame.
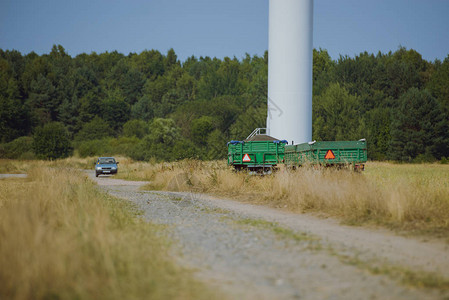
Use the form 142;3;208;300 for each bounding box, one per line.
172;140;199;160
130;136;199;162
109;136;141;155
412;152;436;164
389;88;449;161
33;122;72;160
191;116;214;146
128;142;146;161
76;137;141;158
77;138;113;158
127;118;185;162
123;119;148;139
0;136;35;159
75;117;114;142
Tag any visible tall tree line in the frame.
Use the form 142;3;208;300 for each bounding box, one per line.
0;45;448;161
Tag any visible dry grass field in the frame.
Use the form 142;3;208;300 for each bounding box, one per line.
1;158;448;298
0;164;214;300
2;157;448;237
115;159;449;238
0;159;38;174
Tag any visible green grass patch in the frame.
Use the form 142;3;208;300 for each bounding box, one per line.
200;206;231;215
336;254;449;291
235;218;316;243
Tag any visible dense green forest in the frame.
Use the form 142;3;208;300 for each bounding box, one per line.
1;45;448;162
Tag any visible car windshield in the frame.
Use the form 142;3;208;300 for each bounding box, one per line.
98;158;116;164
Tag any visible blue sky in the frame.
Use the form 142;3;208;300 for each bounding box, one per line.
1;0;448;62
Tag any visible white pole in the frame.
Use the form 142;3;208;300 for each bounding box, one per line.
267;0;313;144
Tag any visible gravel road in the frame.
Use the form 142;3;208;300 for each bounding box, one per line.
90;172;449;300
0;174;27;179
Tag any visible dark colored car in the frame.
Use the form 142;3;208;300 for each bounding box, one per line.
95;157;119;177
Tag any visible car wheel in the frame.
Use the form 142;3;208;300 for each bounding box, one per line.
96;173;99;177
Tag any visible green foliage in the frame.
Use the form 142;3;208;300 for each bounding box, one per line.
75;117;114;142
131;95;155;121
191;116;214;145
33;122;72;159
427;55;449;110
313;48;334;96
123;119;148;139
147;118;180;145
359;107;391;160
127;118;202;162
0;136;35;159
1;45;448;162
77;138;113;158
101;90;130;131
128;118;181;161
229;104;267;140
172;140;199;160
313;83;360;141
111;136;141;155
0;95;28;142
413;153;437;164
206;129;228;160
76;136;141;158
389;88;449;161
27;74;56;126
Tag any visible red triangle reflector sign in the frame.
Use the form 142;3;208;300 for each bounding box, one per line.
242;154;251;162
324;150;335;160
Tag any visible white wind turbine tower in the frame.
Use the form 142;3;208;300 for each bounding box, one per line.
267;0;313;145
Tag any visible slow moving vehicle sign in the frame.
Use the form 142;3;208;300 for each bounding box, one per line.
242;153;251;162
324;150;335;160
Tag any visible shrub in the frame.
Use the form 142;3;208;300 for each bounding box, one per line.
123;119;148;139
33;122;72;160
77;138;113;158
109;136;141;156
75;117;114;142
412;152;436;164
191;116;214;146
0;136;35;159
76;137;141;158
172;140;199;160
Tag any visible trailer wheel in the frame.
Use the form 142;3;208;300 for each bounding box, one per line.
354;164;365;172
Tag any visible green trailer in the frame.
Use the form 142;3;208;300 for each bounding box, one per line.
228;129;367;173
227;138;287;174
284;140;367;171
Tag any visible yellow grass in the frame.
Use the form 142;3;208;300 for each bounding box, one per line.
0;166;215;300
115;160;449;237
0;159;39;174
0;156;129;174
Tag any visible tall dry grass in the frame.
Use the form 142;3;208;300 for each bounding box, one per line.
0;159;40;174
0;166;214;300
116;160;449;236
0;156;129;174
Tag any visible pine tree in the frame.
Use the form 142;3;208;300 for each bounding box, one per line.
389;88;449;161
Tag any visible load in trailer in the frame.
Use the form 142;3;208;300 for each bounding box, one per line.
227;128;287;175
227;128;367;173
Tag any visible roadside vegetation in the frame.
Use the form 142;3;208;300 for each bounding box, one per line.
113;159;449;238
0;165;215;300
0;158;36;173
2;157;448;238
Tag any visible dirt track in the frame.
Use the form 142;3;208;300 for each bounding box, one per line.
90;172;449;300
